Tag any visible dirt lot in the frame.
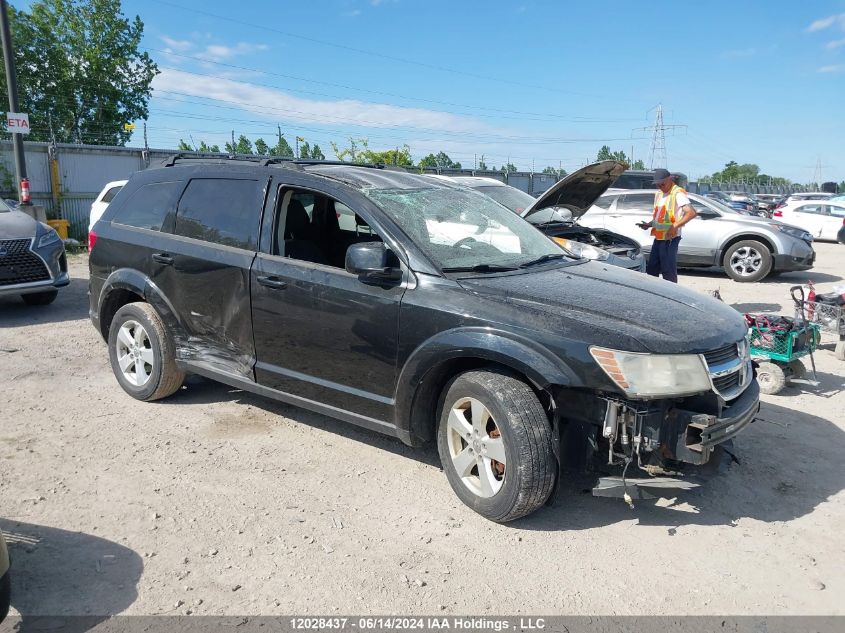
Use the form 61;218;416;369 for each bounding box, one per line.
1;244;844;617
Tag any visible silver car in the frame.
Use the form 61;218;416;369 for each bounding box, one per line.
580;189;816;282
0;200;69;304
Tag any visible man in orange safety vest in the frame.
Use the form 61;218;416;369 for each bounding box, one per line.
636;168;697;283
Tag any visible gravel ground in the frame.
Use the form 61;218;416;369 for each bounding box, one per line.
1;243;843;617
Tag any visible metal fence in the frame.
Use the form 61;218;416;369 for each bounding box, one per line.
0;140;818;241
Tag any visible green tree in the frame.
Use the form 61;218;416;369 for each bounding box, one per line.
418;151;461;170
310;144;325;161
595;146;643;169
704;161;790;185
332;137;367;162
542;166;567;177
267;129;294;157
254;138;269;155
478;159;488;170
500;163;516;173
1;0;158;145
360;144;413;167
197;141;220;153
177;139;193;151
225;134;254;155
300;141;311;159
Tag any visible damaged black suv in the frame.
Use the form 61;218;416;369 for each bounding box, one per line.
89;156;759;522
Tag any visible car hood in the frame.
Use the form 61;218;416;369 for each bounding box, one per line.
0;209;39;239
522;160;627;220
458;262;747;354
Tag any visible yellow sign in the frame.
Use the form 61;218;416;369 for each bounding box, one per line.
123;123;136;131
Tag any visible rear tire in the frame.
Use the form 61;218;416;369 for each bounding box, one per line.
722;240;772;283
21;290;58;305
108;302;184;401
757;361;786;395
436;369;555;522
786;359;806;380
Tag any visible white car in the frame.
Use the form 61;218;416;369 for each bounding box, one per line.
89;180;127;232
773;199;845;242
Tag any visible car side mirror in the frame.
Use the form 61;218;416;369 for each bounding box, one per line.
345;242;402;283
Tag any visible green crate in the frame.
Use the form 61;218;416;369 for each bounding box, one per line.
748;323;820;363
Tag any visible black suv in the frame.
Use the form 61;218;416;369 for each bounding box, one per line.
89;157;759;522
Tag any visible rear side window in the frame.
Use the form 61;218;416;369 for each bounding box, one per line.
101;185;123;203
112;181;182;231
616;193;654;211
174;179;262;250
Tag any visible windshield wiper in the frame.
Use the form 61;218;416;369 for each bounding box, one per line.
519;253;570;268
441;263;519;273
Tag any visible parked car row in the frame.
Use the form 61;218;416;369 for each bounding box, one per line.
86;156;759;522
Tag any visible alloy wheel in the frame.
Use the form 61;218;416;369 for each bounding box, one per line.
446;397;506;498
115;320;154;387
729;246;763;277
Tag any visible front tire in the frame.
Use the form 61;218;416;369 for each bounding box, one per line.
21;290;58;305
436;369;555;522
723;240;772;283
108;302;184;401
757;361;786;395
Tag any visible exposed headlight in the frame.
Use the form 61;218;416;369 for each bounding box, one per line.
553;237;609;261
772;223;812;242
590;346;712;398
37;227;61;248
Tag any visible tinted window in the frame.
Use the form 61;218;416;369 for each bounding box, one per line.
112;181;182;231
616;193;654;211
175;179;261;250
102;185;123;203
796;204;824;215
828;205;845;218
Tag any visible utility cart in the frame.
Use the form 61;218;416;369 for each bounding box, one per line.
747;315;820;395
801;297;845;362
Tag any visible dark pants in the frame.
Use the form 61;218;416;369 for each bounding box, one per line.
646;237;681;283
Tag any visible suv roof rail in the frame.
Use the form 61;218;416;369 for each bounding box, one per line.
160;154;397;170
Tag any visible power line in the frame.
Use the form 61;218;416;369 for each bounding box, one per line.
633;104;687;169
147;0;649;103
145;49;644;125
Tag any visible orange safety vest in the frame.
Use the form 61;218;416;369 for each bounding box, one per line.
651;184;686;240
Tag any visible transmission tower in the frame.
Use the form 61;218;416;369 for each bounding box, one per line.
633;104;687;169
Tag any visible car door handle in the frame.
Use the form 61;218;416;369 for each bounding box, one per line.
257;275;288;290
152;253;173;265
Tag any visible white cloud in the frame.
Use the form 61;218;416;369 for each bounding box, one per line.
806;13;845;32
160;36;192;52
199;42;269;62
825;38;845;49
818;64;845;73
152;68;494;134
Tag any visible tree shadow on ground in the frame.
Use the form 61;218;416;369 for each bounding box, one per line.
0;518;143;631
513;399;845;531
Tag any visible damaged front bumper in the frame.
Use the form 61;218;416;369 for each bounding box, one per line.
558;381;760;501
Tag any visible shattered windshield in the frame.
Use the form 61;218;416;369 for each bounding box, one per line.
365;186;573;271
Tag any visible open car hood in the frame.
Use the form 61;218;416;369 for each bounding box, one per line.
521;160;627;221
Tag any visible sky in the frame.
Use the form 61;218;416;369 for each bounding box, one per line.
101;0;845;182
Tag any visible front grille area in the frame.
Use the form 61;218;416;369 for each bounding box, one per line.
0;238;50;286
713;371;741;393
704;343;739;366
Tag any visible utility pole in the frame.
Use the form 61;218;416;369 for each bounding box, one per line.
633;104;686;169
231;130;236;155
0;0;28;203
